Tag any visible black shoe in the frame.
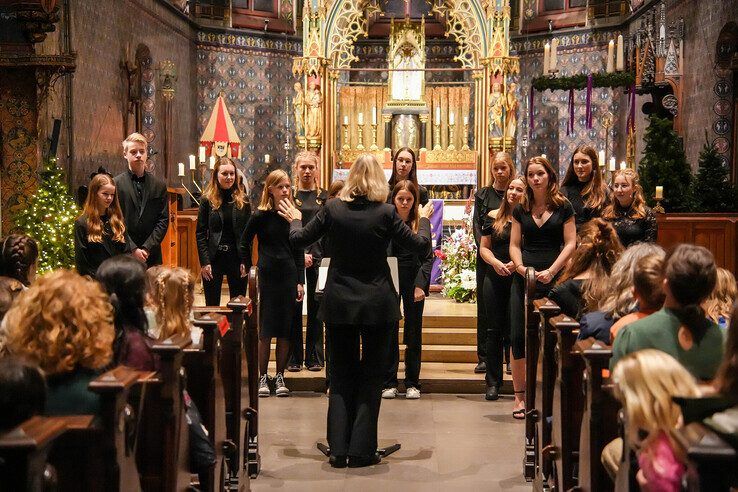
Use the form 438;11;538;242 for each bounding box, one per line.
485;386;499;401
287;364;302;372
474;361;486;374
329;455;347;468
307;363;322;372
348;453;381;468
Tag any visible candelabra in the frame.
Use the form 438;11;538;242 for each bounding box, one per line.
370;124;378;151
433;123;441;150
447;123;456;151
357;124;365;151
461;121;470;150
342;122;350;151
653;198;665;214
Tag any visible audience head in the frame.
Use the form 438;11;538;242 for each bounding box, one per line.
294;151;319;190
81;173;126;243
391;180;419;232
523;155;566;210
258;169;292;211
203;157;248;210
328;180;345;199
493;177;526;237
663;244;717;343
562;145;607;211
0;357;46;433
715;301;738;397
490;151;515;189
703;267;737;324
96;255;148;335
122;132;148;173
632;254;666;312
340;153;389;203
0;234;38;286
5;270;115;375
147;266;195;340
603;168;648;219
389;147;418;188
598;242;665;318
0;277;24;324
612;349;699;452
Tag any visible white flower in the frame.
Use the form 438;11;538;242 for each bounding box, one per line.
460;269;476;290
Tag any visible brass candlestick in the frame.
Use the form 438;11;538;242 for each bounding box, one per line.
342;123;350;151
447;123;456;151
433;123;441;150
357;124;365;151
462;122;470;150
370;124;378;151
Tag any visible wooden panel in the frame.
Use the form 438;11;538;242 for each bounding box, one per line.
656;214;738;274
161;188;184;267
176;208;200;278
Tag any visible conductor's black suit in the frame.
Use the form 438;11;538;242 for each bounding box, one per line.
288;195;431;459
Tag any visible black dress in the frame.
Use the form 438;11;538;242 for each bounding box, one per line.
239;209;305;339
74;215;130;278
607;204;658;247
509;201;575;359
560;180;605;228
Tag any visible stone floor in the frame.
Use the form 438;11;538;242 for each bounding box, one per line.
250;392;530;491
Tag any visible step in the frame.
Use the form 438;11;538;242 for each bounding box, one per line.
269;344;478;363
290;327;477;345
300;315;477;330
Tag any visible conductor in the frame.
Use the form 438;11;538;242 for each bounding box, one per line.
278;154;433;468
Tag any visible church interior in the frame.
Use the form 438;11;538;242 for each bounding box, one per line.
1;0;738;490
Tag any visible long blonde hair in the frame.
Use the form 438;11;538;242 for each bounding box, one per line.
602;168;648;220
147;266;194;340
293;150;320;190
201;157;248;210
339;153;389;203
81;174;126;243
258;169;292;211
491;151;515;188
492;177;526;237
704;267;737;324
612;350;700;460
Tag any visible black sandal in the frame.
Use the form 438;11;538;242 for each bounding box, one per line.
512;390;525;420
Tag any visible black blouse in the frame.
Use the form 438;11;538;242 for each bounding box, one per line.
219;189;236;246
560;180;606;228
295;188;327;261
548;278;585;318
482;219;512;264
74;215;130;278
607;204;658;247
474;186;505;246
512;201;575;270
239;210;305;283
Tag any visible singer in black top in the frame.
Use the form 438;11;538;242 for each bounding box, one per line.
278;154;432;467
288;151;328;372
382;180;433;399
472;151;515;373
387;147;429;205
479;176;525;401
602;168;658;247
196;157;252;306
240;170;305;398
559;145;608;229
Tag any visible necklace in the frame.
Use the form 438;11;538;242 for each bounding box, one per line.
532;206;548;220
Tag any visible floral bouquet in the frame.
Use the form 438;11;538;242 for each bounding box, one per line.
435;200;477;303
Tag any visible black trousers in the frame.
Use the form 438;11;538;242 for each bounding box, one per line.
384;279;424;390
483;269;513;388
326;322;393;458
476;255;488;363
288;266;324;367
202;249;246;307
509;273;551;360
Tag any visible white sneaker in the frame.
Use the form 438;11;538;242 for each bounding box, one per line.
258;374;270;397
275;373;290;397
406;387;421;399
382;388;398;399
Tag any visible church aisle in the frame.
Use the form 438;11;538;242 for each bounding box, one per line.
250;393;530;491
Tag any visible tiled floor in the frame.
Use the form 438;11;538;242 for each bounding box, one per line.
250;392;530;491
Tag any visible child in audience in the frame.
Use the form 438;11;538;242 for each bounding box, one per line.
0;234;38;286
0;356;46;432
610;349;700;492
97;255;158;371
147;266;199;342
704;267;737;330
5;270;115;415
609;254;665;341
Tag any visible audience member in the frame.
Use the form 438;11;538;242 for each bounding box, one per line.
0;234;38;286
715;301;738;399
147;266;196;341
0;356;46;432
560;145;608;229
602;168;657;247
609;254;665;341
5;270;115;415
703;267;737;329
610;244;724;381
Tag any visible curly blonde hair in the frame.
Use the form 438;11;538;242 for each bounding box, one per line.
5;270;114;375
147;266;194;340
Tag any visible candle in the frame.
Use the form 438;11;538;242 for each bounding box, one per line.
178;162;185;177
449;112;455;126
199;146;206;163
435;107;440;125
189;154;196;170
463;116;468;125
264;154;270;164
550;38;558;72
609;157;616;171
541;153;547;160
606;40;615;73
619;161;627;170
616;34;624;71
372;107;377;126
358;112;364;125
209;155;216;170
343;116;348;126
655;186;663;200
598;150;606;167
543;42;550;74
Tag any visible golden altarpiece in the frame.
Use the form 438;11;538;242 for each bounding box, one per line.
292;0;520;197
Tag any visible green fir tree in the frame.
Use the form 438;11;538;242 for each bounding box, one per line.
15;157;79;273
692;134;737;212
637;115;694;212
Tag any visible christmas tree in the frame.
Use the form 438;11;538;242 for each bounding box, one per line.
14;157;79;273
692;134;737;212
638;115;694;212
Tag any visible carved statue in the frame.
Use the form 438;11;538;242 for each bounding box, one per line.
504;82;518;140
488;82;505;139
293;82;305;137
305;80;323;140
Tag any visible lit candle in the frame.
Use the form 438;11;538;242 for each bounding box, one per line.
598;150;606;167
199;146;206;163
616;34;624;71
619;161;627;170
463;116;468;125
449;112;455;126
358;112;364;125
606;40;615;73
209;155;216;170
178;162;185;177
435;107;440;125
543;42;550;74
343;116;348;126
189;154;196;170
609;157;616;171
550;38;558;72
655;186;663;200
264;154;270;164
541;153;547;160
372;107;377;126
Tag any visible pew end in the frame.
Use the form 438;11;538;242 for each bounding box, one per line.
674;422;738;491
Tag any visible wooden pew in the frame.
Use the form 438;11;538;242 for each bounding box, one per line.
576;339;617;492
524;268;541;482
675;422;738;491
244;266;261;479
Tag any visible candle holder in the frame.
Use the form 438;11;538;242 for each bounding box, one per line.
370;124;378;151
357;124;365;151
179;168;202;206
447;123;456;151
433;123;441;150
461;122;470;150
342;123;350;151
653;197;665;214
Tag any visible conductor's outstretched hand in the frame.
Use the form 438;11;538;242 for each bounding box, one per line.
278;198;302;222
419;201;434;219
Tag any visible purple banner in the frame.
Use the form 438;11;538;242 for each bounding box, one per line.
429;199;444;285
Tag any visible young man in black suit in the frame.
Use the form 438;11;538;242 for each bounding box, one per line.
114;133;169;267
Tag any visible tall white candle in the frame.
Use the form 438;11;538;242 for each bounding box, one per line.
189;154;196;170
598;150;606;167
619;161;627;170
541;153;547;160
606;40;615;73
609;157;616;171
449;112;455;126
463;116;469;125
543;42;551;74
435;107;440;125
655;185;664;199
616;34;624;71
550;38;558;72
178;162;185;177
209;155;216;170
199;146;206;163
358;113;364;125
343;116;349;125
264;154;270;164
372;107;377;126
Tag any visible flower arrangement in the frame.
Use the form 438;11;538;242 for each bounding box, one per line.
435;203;477;303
